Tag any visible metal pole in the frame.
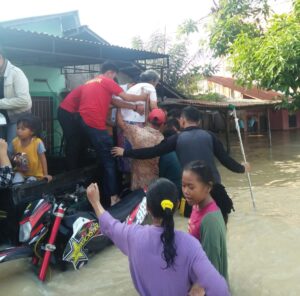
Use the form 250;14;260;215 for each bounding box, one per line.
231;108;256;209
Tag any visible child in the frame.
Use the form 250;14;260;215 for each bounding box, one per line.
11;115;52;184
182;160;228;282
87;178;230;296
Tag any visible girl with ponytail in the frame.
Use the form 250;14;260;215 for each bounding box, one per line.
182;160;228;282
87;179;230;296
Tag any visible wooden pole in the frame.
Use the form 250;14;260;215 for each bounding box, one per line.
267;108;272;148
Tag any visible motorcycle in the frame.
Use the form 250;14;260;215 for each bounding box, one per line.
0;185;148;281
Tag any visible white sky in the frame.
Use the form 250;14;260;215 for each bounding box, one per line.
0;0;214;47
0;0;293;48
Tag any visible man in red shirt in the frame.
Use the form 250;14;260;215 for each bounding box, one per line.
58;62;147;206
58;85;84;170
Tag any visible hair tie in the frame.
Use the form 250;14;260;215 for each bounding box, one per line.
161;200;174;211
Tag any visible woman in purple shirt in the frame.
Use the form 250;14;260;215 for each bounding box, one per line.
87;178;230;296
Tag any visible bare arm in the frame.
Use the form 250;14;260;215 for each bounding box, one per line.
0;139;12;167
116;109;127;131
87;183;106;217
150;100;158;110
39;153;52;182
118;91;148;102
111;98;145;115
112;98;136;110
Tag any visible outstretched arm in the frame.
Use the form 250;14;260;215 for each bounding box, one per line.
87;183;138;256
118;91;148;103
112;134;178;159
210;132;247;173
111;98;145;115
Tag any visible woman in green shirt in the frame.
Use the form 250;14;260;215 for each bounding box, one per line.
182;160;228;282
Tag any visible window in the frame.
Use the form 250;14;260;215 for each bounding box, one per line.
288;114;297;128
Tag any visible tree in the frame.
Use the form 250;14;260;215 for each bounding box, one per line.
208;0;270;57
131;25;204;96
230;1;300;110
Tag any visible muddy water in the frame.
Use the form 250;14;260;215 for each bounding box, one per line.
1;131;300;296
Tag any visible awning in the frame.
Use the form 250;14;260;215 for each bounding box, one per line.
0;26;168;67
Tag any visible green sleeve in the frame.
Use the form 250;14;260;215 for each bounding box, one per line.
200;213;223;273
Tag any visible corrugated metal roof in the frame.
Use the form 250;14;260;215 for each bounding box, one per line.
207;76;282;101
0;26;168;67
160;98;278;110
0;11;80;28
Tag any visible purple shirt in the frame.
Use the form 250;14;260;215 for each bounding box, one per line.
99;212;230;296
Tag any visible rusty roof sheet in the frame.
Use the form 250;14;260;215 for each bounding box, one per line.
160;98;278;110
207;76;282;101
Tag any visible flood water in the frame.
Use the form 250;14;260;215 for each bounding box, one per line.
1;130;300;295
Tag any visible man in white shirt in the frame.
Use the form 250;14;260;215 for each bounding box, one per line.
113;70;160;173
116;70;159;124
0;47;31;143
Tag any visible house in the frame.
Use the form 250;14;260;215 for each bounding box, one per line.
200;76;300;131
0;11;171;153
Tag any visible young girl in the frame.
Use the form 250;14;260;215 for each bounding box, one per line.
87;178;230;296
182;161;228;282
11;115;52;184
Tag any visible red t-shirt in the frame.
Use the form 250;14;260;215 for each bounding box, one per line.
188;201;219;240
60;85;83;113
79;75;123;130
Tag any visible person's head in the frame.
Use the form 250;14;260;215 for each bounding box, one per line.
168;108;181;121
0;46;6;68
140;70;160;87
146;178;178;268
182;161;214;207
101;62;119;80
165;118;180;132
180;106;201;129
17;115;42;140
148;108;166;129
162;118;180;138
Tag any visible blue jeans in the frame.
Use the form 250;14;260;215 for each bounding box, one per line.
0;123;17;144
81;120;118;203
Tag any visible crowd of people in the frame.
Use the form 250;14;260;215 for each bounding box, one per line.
0;56;252;295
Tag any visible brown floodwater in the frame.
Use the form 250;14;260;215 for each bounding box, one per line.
1;130;300;295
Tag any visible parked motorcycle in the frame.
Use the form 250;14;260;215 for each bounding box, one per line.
0;186;147;281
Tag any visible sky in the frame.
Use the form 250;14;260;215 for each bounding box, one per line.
0;0;214;47
1;0;293;49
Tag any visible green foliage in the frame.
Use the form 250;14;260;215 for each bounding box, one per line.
191;92;227;102
209;0;270;57
177;19;198;37
230;7;300;110
131;25;204;97
131;36;144;50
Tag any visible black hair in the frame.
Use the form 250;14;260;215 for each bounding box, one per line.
162;118;180;138
181;106;201;123
17;115;42;137
140;70;160;84
165;118;180;131
149;117;162;128
146;178;178;269
131;75;140;84
168;108;182;120
100;61;119;74
183;160;233;224
163;128;177;138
